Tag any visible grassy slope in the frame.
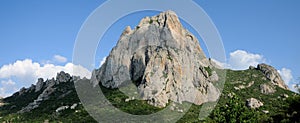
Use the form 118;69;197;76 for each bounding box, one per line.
0;69;297;122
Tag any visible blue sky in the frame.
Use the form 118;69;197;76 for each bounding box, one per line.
0;0;299;97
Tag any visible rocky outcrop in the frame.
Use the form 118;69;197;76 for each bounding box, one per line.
35;78;44;92
18;87;27;96
56;106;69;113
92;11;220;107
55;103;79;113
56;71;72;83
18;71;74;113
260;83;276;94
246;98;263;109
257;63;289;90
234;81;254;90
70;103;78;110
210;71;219;82
18;81;56;113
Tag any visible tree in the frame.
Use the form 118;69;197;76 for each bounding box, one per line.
272;95;300;122
209;95;259;123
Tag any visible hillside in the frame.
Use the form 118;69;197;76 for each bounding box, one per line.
0;66;298;122
0;11;299;122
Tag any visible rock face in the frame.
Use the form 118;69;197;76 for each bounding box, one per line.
18;87;27;96
260;83;276;94
246;98;263;109
257;63;289;90
210;71;219;82
56;71;72;83
18;72;73;113
92;11;220;107
35;78;44;92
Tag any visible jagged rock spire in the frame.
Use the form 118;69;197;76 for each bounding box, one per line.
92;11;219;107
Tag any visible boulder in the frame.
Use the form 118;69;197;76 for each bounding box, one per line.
262;110;269;114
246;98;263;109
56;106;69;113
70;103;78;110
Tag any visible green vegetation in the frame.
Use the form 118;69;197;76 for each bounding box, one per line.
167;55;173;61
0;69;299;122
271;95;300;122
0;81;95;123
150;71;155;77
149;19;158;24
209;95;262;123
163;72;168;78
204;67;212;76
149;19;153;24
100;84;162;115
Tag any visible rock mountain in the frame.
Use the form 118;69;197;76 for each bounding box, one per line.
0;10;295;123
256;63;289;90
92;10;220;107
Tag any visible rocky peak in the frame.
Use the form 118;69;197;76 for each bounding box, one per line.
18;71;73;113
92;11;220;107
35;78;44;92
137;10;184;36
56;71;71;83
257;63;289;90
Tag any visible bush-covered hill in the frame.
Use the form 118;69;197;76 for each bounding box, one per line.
0;68;298;123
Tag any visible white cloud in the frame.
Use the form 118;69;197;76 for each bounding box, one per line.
0;59;91;97
278;68;293;85
212;50;295;90
210;59;228;69
0;59;40;83
293;84;300;92
0;79;18;97
1;79;16;86
227;50;266;70
99;57;107;67
53;55;67;63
